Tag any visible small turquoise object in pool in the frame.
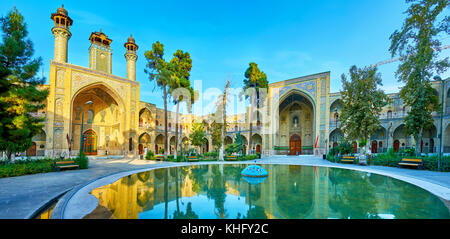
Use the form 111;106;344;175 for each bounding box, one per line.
241;165;268;178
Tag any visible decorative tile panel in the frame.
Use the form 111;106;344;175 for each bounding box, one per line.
278;80;316;98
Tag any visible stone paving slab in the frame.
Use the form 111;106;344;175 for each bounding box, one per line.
1;156;449;219
0;158;171;219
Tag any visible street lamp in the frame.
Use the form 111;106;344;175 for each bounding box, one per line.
334;108;338;146
435;75;444;171
79;101;93;154
179;117;184;162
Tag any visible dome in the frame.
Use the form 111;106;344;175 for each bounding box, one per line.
57;5;68;16
127;35;135;43
241;165;268;178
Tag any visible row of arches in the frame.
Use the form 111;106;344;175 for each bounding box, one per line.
329;123;442;154
137;133;264;155
329;83;450;122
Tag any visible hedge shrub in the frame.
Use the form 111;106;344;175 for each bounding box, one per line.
74;152;89;169
0;158;55;178
145;151;155;160
370;149;450;172
239;154;259;161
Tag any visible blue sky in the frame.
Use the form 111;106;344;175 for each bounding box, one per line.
1;0;449;114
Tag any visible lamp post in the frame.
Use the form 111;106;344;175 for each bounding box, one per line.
179;117;184;162
79;101;93;154
387;122;392;153
334;108;338;146
435;76;444;171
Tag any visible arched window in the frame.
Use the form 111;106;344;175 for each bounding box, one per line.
387;110;392;119
334;113;339;122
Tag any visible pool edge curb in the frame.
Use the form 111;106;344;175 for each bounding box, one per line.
55;160;450;219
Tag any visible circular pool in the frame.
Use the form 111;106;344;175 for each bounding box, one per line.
83;164;449;219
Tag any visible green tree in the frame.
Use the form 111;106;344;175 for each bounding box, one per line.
340;66;390;159
0;7;48;160
225;132;244;155
234;132;244;154
389;0;449;155
145;42;192;158
209;114;223;151
188;122;207;155
243;63;268;154
144;41;170;157
215;81;230;160
168;50;194;159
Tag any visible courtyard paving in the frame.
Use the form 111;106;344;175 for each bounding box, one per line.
0;158;173;219
0;155;449;219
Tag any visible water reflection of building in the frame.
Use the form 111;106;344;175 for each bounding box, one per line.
89;165;449;219
90;165;324;219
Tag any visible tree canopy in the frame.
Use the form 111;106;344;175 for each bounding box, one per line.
243;62;268;154
0;7;48;159
188;122;207;154
339;66;390;147
144;42;193;157
389;0;449;154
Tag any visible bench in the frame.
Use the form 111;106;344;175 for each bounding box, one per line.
398;158;423;169
188;156;199;162
155;155;165;161
54;160;79;171
340;156;355;164
225;155;238;161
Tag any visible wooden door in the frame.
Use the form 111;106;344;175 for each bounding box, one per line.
139;144;143;155
289;134;301;155
352;142;357;154
393;140;400;152
256;144;261;154
371;141;377;153
83;129;97;155
430;139;434;153
26;142;37;156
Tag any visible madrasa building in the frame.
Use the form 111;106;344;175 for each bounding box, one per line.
28;5;450;158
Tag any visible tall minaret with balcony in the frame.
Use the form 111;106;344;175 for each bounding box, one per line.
51;5;73;63
124;35;138;81
88;30;113;74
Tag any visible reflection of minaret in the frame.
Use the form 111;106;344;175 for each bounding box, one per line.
51;5;73;62
124;35;138;81
312;166;329;218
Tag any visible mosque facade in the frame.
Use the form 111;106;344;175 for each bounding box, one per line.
28;6;450;159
